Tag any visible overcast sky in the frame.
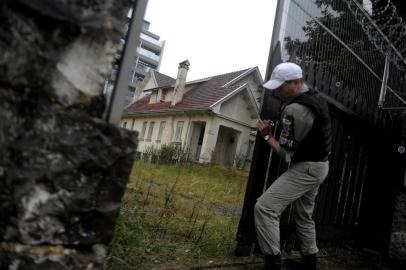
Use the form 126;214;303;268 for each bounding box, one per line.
144;0;277;81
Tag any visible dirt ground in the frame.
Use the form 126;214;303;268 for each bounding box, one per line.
188;249;404;270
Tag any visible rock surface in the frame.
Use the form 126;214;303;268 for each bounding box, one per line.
0;0;137;269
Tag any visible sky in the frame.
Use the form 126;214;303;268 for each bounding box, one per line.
144;0;277;81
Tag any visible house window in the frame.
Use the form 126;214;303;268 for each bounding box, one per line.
150;92;159;104
157;121;166;142
161;90;167;101
140;121;148;140
174;121;184;142
147;121;155;141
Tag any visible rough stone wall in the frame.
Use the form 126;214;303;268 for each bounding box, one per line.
389;188;406;266
0;0;137;269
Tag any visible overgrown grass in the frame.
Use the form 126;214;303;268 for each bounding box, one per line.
105;161;250;270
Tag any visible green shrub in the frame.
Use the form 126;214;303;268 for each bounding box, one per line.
142;143;191;165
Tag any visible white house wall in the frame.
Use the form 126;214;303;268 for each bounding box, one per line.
219;92;257;126
121;115;170;152
149;91;159;103
209;116;253;165
230;75;262;109
120;113;214;156
143;77;157;91
198;116;216;163
120;117;134;130
121;111;254;167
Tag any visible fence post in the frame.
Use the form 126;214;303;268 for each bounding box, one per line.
234;43;283;255
389;115;406;266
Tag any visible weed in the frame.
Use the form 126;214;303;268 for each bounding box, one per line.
142;143;191;165
234;151;248;170
105;161;249;270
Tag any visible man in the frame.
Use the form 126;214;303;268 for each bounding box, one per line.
255;62;332;270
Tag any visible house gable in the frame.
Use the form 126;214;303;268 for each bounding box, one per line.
136;70;155;92
139;70;176;92
216;87;259;126
143;74;158;91
131;70;176;104
222;67;263;109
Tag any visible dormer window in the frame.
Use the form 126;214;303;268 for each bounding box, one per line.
149;91;159;104
156;88;167;102
161;89;167;101
149;88;169;104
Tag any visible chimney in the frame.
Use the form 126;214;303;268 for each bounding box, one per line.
171;60;190;106
132;69;151;102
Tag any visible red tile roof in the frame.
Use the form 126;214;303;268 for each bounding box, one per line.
152;70;176;88
123;68;252;115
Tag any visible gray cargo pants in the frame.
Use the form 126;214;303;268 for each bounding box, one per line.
254;161;329;256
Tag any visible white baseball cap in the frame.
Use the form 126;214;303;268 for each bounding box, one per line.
263;62;303;90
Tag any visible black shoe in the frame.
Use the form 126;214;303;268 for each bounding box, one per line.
234;243;252;257
284;258;300;269
284;254;316;270
301;254;317;270
263;254;282;270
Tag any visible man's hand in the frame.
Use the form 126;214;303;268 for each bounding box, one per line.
257;119;273;138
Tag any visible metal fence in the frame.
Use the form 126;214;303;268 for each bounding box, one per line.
235;0;406;256
277;0;406;123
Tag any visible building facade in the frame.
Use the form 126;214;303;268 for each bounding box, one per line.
127;20;165;104
104;18;165;106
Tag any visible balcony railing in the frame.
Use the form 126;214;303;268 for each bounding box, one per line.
136;64;150;74
137;47;160;63
140;32;163;48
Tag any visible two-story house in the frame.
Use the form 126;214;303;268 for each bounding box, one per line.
121;60;263;169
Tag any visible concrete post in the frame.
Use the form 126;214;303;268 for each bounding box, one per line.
199;117;218;163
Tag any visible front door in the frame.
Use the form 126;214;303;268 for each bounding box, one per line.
195;126;205;160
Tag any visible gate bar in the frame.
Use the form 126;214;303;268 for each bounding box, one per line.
104;0;148;125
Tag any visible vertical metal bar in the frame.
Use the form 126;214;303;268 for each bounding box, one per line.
403;167;406;187
265;0;286;80
104;0;148;124
378;55;390;108
235;0;285;255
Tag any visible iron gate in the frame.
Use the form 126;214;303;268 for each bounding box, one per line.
235;0;406;256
